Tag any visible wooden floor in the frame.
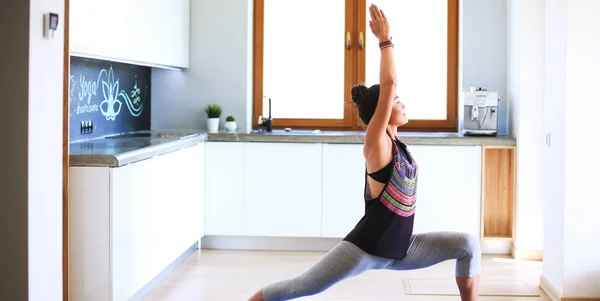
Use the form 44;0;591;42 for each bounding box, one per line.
143;248;550;301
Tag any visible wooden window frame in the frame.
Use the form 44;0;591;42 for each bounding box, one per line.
252;0;458;132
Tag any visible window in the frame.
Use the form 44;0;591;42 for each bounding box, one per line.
253;0;458;131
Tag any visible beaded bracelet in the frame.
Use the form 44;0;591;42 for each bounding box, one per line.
379;37;393;50
380;43;394;50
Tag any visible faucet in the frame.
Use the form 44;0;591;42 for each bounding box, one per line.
257;97;273;132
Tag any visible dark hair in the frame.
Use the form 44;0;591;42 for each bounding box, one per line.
351;84;380;125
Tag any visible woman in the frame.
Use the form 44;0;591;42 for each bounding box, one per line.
248;4;481;301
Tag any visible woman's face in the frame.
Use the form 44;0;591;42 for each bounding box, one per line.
389;96;409;126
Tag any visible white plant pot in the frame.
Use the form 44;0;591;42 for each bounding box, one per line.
224;121;237;132
206;118;220;133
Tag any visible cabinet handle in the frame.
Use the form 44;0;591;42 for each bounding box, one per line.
359;31;364;50
346;31;352;50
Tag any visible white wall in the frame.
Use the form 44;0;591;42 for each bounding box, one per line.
562;0;600;296
461;0;507;134
28;0;65;300
506;0;545;253
0;0;64;300
543;0;566;295
542;0;600;298
151;0;254;132
152;0;509;135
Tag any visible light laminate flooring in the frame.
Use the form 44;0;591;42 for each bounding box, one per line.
143;249;550;301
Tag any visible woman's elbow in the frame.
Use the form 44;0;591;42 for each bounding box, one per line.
380;79;397;89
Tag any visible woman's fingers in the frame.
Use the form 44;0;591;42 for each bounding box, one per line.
372;4;383;20
369;4;377;20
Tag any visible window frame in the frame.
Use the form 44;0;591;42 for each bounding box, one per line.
252;0;459;132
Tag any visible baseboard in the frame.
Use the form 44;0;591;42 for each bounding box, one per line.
540;275;561;301
539;275;600;301
201;235;512;255
201;235;342;252
511;245;543;261
129;242;198;301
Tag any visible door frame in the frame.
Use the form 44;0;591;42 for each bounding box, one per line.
63;0;70;299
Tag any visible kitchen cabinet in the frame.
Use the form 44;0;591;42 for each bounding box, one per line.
242;142;323;237
70;0;190;69
481;146;516;240
321;143;365;238
406;145;482;237
322;144;482;239
69;143;204;301
204;142;245;236
204;142;483;240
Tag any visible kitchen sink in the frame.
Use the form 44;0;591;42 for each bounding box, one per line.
249;129;323;135
106;131;199;139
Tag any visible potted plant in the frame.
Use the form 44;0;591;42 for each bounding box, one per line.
204;103;222;133
224;115;237;132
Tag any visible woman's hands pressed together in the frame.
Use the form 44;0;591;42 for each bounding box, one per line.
369;4;391;42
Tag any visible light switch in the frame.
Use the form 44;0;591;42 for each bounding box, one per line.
546;133;551;147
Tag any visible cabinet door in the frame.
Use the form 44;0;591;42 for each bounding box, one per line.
70;0;128;61
204;142;245;235
111;155;158;301
406;145;482;237
127;0;190;68
70;0;190;68
110;144;203;301
242;142;322;237
321;143;365;238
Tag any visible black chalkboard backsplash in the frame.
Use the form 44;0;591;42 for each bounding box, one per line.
69;56;151;141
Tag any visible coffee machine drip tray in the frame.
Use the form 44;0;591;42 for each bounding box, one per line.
462;129;498;136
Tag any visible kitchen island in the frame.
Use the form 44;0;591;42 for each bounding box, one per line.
68;130;206;301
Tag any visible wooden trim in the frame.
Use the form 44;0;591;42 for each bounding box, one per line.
445;0;459;132
252;0;459;132
251;0;264;130
63;0;70;299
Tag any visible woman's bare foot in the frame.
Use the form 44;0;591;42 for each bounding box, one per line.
247;289;264;301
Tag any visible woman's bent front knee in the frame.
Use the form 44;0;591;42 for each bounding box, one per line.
455;233;481;278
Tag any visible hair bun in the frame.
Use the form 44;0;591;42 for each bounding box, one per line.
351;85;368;105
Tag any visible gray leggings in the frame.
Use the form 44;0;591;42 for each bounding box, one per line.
261;231;481;301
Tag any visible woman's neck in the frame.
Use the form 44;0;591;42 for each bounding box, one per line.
386;125;398;139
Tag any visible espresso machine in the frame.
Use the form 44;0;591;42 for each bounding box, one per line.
461;88;499;136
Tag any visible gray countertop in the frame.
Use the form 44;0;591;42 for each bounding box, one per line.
208;130;517;146
69;131;208;167
70;129;516;167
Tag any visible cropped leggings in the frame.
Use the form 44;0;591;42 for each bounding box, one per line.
261;231;481;301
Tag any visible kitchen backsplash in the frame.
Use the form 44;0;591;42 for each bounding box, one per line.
69;56;151;141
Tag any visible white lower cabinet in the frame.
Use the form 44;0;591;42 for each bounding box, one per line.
204;142;483;241
407;145;482;237
69;143;204;301
204;142;245;235
242;142;323;237
321;143;365;238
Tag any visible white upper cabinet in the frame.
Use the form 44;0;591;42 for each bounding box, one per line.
70;0;190;69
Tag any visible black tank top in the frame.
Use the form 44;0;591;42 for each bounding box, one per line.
343;137;419;260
